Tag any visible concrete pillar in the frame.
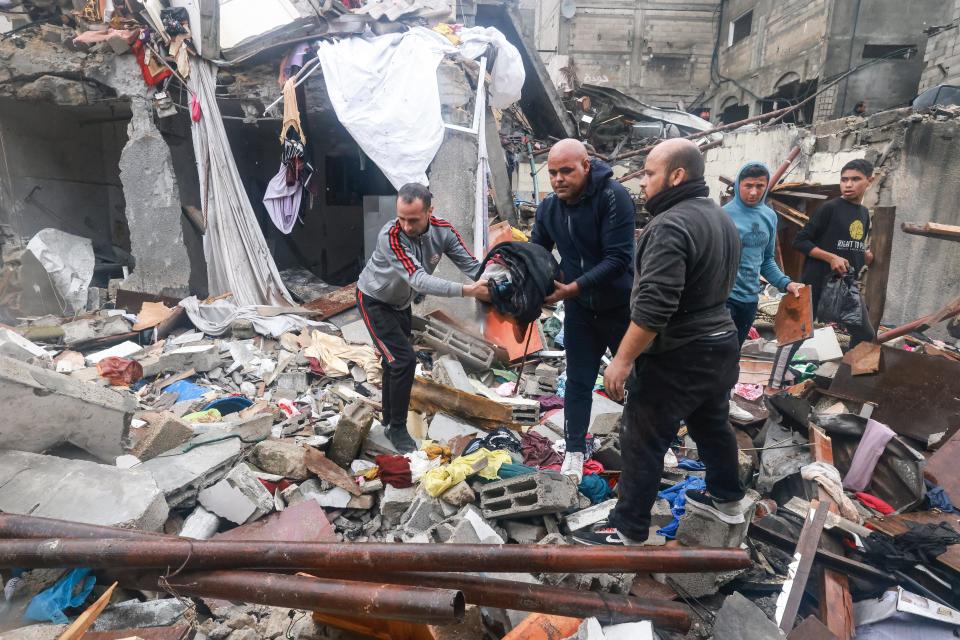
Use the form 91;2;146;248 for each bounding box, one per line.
118;95;191;297
419;128;482;326
484;106;518;227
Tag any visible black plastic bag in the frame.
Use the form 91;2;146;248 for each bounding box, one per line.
817;270;868;332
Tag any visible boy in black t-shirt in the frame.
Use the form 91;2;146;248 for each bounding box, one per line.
793;159;876;344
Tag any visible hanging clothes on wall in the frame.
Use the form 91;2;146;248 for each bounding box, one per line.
263;163;303;235
263;76;313;234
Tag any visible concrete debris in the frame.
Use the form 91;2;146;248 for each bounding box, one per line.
0;354;135;462
0;450;168;530
2;11;959;637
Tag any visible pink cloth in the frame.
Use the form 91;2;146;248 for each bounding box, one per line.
734;383;764;401
842;418;895;492
73;28;138;46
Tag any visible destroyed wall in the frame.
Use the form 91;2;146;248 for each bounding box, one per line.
918;0;960;92
520;0;720;109
815;0;950;120
0;33;199;296
703;109;960;332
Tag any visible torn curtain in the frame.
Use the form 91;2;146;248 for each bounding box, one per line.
188;57;293;306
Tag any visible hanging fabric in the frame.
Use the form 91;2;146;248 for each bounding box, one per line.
263;163;303;234
187;58;293;306
279;78;306;145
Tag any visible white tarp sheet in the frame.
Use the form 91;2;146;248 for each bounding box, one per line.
315;26;524;189
25;228;94;314
179;296;319;338
188;58;293;306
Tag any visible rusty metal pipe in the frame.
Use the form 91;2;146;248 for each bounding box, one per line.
0;537;751;574
313;571;691;631
116;571;464;624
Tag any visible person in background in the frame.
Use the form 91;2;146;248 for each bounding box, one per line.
530;139;635;483
850;101;867;117
793;159;876;346
573;139;746;546
356;183;489;452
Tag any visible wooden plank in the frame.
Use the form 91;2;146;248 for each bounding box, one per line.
900;221;960;242
841;342;881;376
776;190;829;200
769;198;810;227
830;346;960;444
864;206;896;329
303;283;358;320
775;286;814;345
58;581;118;640
777;500;831;632
808;424;855;640
788;615;839;640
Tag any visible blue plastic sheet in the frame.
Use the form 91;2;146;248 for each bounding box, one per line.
677;458;706;471
164;380;208;403
656;476;706;539
25;568;95;624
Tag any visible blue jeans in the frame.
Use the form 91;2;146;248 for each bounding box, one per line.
726;298;758;347
563;300;631;453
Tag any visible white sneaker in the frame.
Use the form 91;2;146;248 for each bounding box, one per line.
728;402;754;422
560;451;584;484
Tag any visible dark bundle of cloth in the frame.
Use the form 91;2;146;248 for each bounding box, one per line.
476;241;558;327
462;427;522;457
863;522;960;572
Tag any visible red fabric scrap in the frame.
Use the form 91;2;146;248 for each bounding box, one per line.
375;454;413;489
855;492;895;515
542;459;605;476
132;39;172;86
96;356;143;386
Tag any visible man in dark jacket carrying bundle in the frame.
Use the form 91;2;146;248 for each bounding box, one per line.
574;139;748;546
530;139;635;483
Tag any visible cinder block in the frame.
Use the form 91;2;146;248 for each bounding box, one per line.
428;413;483;442
440;480;476;506
480;471;579;519
676;490;759;549
328;401;375;467
420;317;495;371
130;411;195;461
250;440;309;480
400;494;445;534
593;434;622;470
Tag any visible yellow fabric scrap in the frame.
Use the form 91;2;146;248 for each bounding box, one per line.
183;408;222;423
510;227;529;242
432;24;461;46
421;448;512;497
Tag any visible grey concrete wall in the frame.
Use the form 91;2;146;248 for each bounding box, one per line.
919;0;960;91
819;0;951;119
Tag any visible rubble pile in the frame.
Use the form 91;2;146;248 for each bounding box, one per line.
0;268;956;639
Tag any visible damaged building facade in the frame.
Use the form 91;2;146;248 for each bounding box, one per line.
519;0;951;124
0;0;541;310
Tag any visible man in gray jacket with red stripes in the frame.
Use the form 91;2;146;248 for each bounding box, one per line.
357;183;489;452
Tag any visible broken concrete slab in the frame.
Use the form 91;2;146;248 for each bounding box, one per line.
0;354;135;462
138;344;221;378
140;434;242;509
0;450;168;530
179;505;221;539
129;411;195;461
91;598;190;632
712;592;786;640
62;315;131;346
340;319;374;346
432;355;475;393
428;412;484;443
564;499;618;532
503;519;548;544
250;440;309;480
198;464;274;525
381;484;418;526
546;392;623;436
0;328;51;362
328;402;375;467
480;471;579;520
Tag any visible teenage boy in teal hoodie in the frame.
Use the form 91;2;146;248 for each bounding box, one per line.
723;162;803;346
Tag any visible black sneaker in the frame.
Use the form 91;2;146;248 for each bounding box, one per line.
385;425;418;453
571;522;646;546
685;490;746;525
